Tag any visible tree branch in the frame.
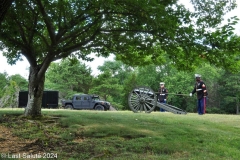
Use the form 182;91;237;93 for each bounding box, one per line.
35;0;56;45
11;16;28;45
63;29;100;53
56;13;87;43
25;2;39;44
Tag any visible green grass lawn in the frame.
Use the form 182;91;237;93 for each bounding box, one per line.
0;109;240;160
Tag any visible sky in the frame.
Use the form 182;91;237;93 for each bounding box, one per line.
0;52;114;79
0;0;239;79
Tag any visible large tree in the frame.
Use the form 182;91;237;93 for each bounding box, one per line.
0;0;239;117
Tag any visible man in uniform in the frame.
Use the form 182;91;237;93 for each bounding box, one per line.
190;74;207;115
158;82;168;112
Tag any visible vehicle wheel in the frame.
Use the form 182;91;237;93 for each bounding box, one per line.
95;105;105;111
65;104;73;109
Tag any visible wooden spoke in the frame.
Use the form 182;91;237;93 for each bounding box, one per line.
128;86;156;113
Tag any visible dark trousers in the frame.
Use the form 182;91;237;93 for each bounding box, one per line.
197;98;204;115
160;100;166;112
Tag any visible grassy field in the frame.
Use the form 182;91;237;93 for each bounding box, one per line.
0;109;240;160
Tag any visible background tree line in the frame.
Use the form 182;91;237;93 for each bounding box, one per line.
1;57;239;114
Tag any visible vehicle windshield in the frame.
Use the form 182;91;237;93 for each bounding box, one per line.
92;96;100;100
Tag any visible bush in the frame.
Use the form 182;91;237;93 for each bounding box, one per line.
0;80;20;108
206;107;227;114
109;101;124;111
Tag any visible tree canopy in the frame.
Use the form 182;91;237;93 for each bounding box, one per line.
1;0;239;70
0;0;14;24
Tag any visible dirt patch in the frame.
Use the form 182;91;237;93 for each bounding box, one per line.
0;114;94;159
0;114;62;159
0;125;43;156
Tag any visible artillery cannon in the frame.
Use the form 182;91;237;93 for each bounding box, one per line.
128;86;187;114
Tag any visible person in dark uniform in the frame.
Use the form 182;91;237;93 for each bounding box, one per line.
190;74;207;115
158;82;168;112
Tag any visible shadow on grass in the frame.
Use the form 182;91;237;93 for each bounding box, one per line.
1;110;240;159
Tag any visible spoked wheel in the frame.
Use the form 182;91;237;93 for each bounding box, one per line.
128;86;157;113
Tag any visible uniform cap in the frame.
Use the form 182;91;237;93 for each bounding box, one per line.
195;74;201;78
160;82;165;85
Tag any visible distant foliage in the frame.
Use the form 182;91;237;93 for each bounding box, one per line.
9;74;28;91
0;72;8;98
89;70;123;101
0;73;27;108
45;58;93;99
0;80;20;108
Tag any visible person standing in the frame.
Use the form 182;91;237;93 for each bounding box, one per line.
190;74;207;115
158;82;168;112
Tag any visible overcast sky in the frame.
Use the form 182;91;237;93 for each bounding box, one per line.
0;0;239;79
0;52;114;79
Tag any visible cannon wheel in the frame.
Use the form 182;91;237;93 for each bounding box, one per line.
128;86;157;113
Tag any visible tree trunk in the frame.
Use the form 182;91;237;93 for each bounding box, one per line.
24;66;45;117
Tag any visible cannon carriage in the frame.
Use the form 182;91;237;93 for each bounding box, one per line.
128;86;187;114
